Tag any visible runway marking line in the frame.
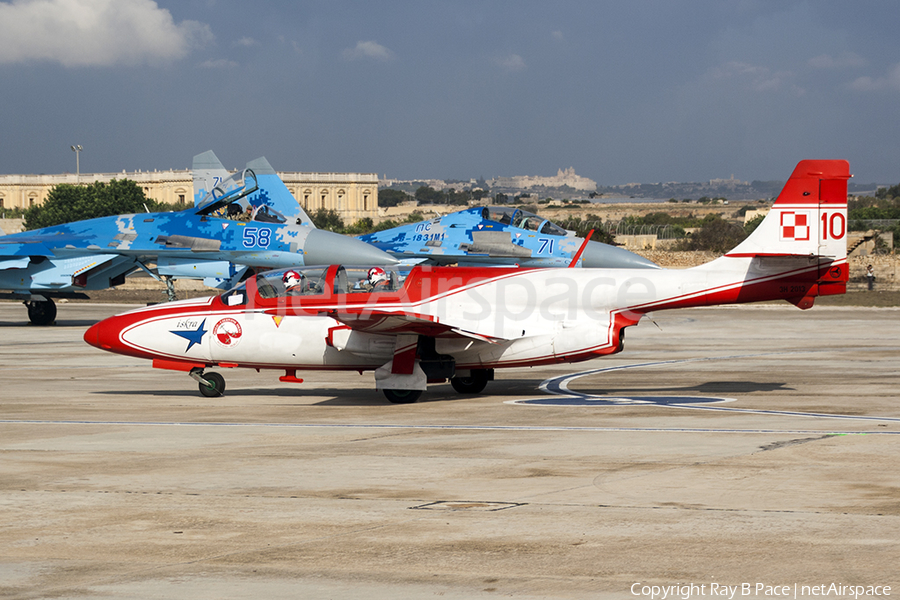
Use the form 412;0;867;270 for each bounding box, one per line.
0;419;896;435
510;351;900;424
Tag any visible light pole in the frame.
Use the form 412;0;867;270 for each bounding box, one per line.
70;145;83;180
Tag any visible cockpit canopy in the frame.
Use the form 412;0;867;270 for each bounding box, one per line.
196;167;288;224
196;168;258;215
483;206;568;236
219;265;415;306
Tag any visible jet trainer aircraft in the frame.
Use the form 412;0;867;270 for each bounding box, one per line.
0;155;394;325
357;206;660;269
85;160;850;403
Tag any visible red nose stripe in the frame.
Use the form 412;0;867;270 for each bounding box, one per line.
84;317;124;351
83;322;103;349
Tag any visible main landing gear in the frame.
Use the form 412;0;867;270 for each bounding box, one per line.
382;368;494;404
383;388;423;404
449;369;492;394
25;298;57;326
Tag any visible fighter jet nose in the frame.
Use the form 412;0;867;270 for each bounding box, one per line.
580;240;661;269
304;229;398;266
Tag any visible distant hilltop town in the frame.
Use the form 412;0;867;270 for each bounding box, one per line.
381;167;598;197
383;168;881;202
489;167;597;192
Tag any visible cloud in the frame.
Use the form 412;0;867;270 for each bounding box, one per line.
234;36;258;48
342;40;394;61
808;52;866;69
199;58;238;69
551;30;565;42
849;63;900;92
708;61;800;94
0;0;212;67
493;53;526;72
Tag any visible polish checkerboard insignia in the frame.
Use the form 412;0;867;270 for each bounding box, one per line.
780;211;810;241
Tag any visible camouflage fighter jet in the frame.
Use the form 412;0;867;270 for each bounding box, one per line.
0;156;394;325
357;206;659;269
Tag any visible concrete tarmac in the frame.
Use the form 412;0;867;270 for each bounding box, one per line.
0;301;898;599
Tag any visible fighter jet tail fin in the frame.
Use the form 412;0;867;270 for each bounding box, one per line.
244;158;315;228
192;151;230;207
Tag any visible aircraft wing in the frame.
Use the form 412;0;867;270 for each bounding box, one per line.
0;241;55;260
337;306;506;342
266;304;507;342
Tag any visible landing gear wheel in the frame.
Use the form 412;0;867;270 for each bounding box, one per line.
450;372;489;394
26;299;57;326
198;371;226;397
383;388;422;404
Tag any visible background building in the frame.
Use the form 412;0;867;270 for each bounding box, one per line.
0;169;379;222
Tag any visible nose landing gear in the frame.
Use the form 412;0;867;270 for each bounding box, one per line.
190;368;226;397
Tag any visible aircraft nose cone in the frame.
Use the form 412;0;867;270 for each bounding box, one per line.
84;321;102;349
580;240;660;269
304;229;398;266
83;317;122;351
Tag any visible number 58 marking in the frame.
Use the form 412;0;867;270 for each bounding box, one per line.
821;212;845;240
242;227;272;248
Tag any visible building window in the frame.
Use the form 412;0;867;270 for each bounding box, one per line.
178;194;185;204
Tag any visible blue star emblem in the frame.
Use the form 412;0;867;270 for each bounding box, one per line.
170;318;207;352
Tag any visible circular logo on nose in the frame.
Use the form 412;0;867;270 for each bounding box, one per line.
212;318;242;347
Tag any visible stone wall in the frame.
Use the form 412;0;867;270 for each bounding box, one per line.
637;250;899;291
0;218;24;234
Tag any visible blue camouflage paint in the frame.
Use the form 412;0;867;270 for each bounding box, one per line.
0;157;393;303
358;206;659;269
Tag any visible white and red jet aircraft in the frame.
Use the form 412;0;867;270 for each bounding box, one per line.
85;160;851;403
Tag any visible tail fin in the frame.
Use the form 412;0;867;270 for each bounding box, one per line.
727;160;850;260
725;159;851;307
243;158;315;227
191;150;230;207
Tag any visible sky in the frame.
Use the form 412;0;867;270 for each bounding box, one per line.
1;0;898;185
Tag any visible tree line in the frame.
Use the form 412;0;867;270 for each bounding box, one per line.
14;179;899;255
21;180;166;230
